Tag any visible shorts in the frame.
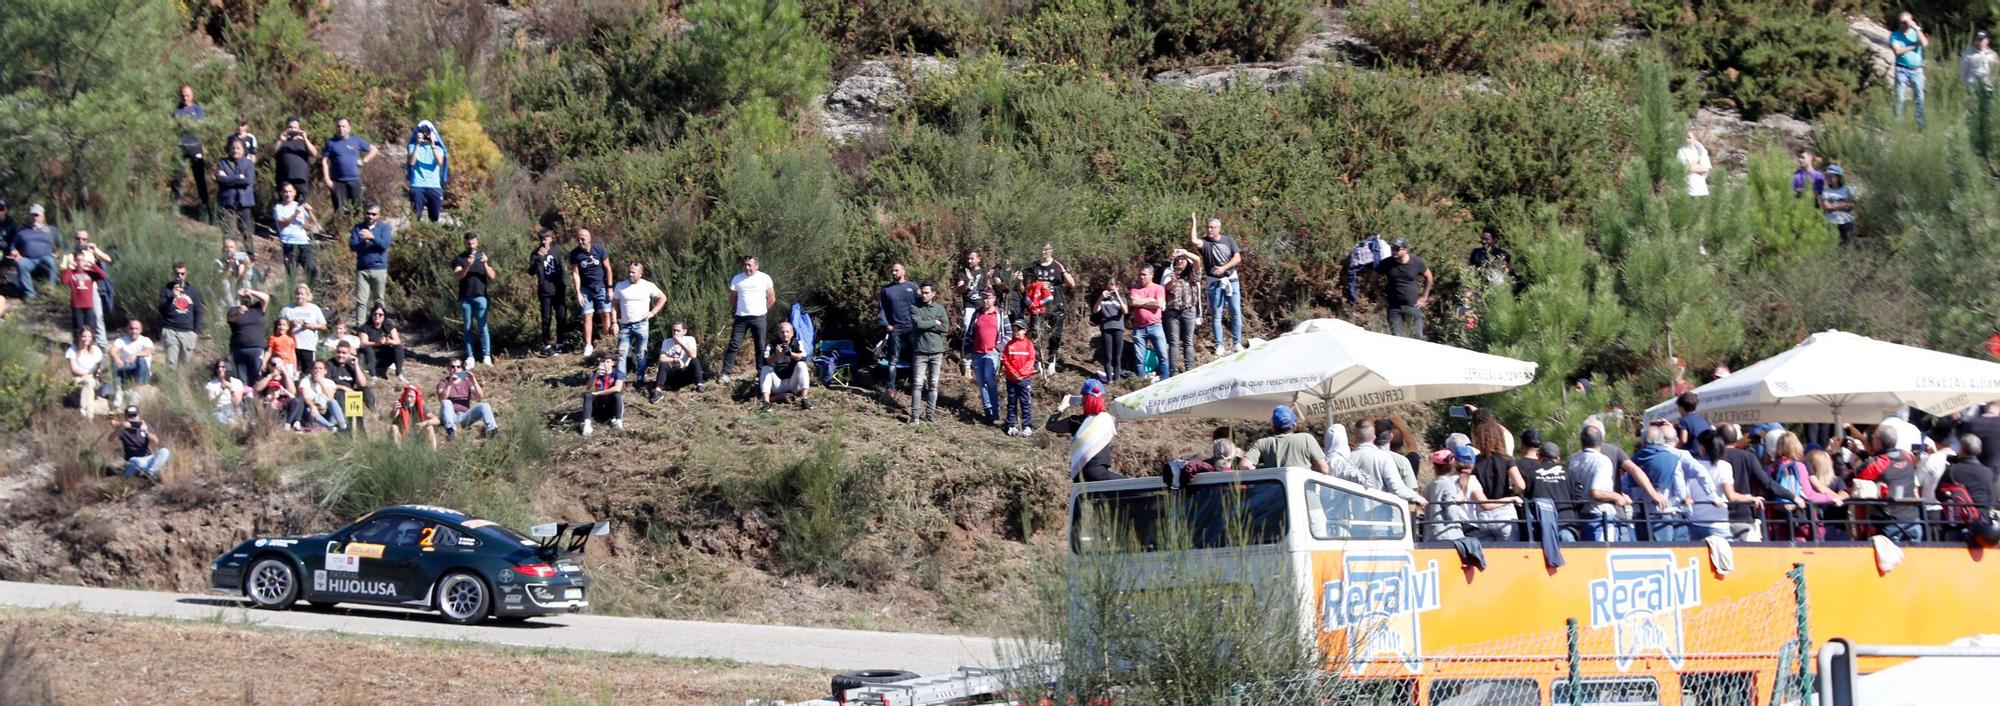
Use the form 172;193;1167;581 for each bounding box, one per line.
581;290;612;315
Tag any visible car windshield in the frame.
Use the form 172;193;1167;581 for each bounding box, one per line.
1071;480;1288;554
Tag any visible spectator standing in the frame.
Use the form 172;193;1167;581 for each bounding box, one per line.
347;204;391;322
436;357;499;439
110;319;155;393
878;263;919;394
156;264;203;366
953;251;995;373
264;317;299;378
1518;433;1585;542
649;321;706;400
1891;12;1930;127
114;406;170;482
274;182;320;284
908;284;949;423
1467;227;1511;285
206;359;250;425
613;262;665;380
1853;425;1924;541
1820;165;1856;245
1958;401;2000;469
1188;215;1244;354
215;137;257;244
721;255;776;381
1017;244;1075;374
1939;435;1994;513
1127;265;1166;380
1001;327;1037;437
580;357;625;437
279;284;328;375
226;288;270;386
1673;391;1710;450
358;306;406;381
758;321;813;412
58;253;105;344
1162;251;1202;377
1572;425;1634;541
1791;149;1825;198
453;232;496;368
271;118;318;199
1347;420;1427;508
965;291;1010;423
71;230;114;338
1721;424;1793;541
1246;406;1329;472
1688;430;1747;541
9;204;60;298
232;118;259;161
406;121;448;222
66;328;112;416
1377;238;1432;339
569;228;614;358
1470;418;1526;540
1966;31;1999;91
1632;423;1695;541
171;85;210;215
1676;128;1712;197
321;118;377;218
528;231;567;356
1054;379;1121;482
1091;281;1128;381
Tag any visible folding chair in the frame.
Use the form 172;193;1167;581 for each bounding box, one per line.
814;339;859;388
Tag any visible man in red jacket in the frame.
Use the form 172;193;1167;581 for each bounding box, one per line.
1002;328;1037;437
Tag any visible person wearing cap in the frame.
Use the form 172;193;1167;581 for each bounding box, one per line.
1247;406;1330;473
1375;237;1431;339
1425;445;1518;541
1187;214;1244;354
1891;12;1929;127
454;232;498;368
1054;379;1122;482
272;117;319;199
407;120;448;222
112;406;170;482
1967;31;1999;91
322;118;378;218
1819;164;1855;245
9;204;61;299
1517;431;1583;541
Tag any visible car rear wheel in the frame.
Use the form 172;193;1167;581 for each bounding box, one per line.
435;572;491;625
831;669;920;699
246;558;300;610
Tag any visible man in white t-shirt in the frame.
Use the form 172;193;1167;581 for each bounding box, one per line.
719;255;777;381
279;284;328;374
1570;425;1634;541
650;320;704;401
110;319;156;389
612;262;665;379
1677;128;1712;197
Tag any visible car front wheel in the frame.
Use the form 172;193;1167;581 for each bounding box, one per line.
246;558;300;610
435;572;491;625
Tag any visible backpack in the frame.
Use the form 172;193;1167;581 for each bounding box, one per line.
1939;481;1981;523
1347;235;1391;269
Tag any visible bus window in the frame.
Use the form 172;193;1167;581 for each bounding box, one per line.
1429;677;1538;706
1071;480;1288;554
1306;481;1406;540
1680;672;1754;706
1551;677;1660;706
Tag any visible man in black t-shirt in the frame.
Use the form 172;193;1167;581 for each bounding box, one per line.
1376;238;1431;339
272;117;319;198
225;288;269;387
114;406;170;482
529;231;568;356
1519;437;1583;541
568;228;613;358
1956;401;2000;469
1720;423;1793;542
1016;243;1075;374
1188;215;1244;354
452;232;495;367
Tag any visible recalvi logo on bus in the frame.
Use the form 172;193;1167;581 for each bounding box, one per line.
1588;550;1702;670
1321;552;1441;674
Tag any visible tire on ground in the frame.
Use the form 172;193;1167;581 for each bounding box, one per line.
245;557;300;610
830;669;921;698
434;571;492;626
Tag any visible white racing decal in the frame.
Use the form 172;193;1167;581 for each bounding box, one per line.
312;569;397;597
325;550;359;573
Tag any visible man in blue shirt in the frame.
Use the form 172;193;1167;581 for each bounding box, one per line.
347;204;392;323
171;84;211;218
1891;12;1929;127
1631;422;1694;542
214;137;257;246
8;204;61;299
321;118;378;219
877;262;918;395
406;120;448;223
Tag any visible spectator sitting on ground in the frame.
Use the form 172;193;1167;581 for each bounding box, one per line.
1001;326;1037;437
9;204;61;299
113;406;170;482
301;360;348;431
156;263;203;368
390;382;441;449
251;356;302;429
758;321;813;413
907;284;949;423
357;305;406;381
65;328;113;416
110;319;155;393
1246;405;1329;473
649;321;706;402
58;252;105;344
205;359;250;426
219;238;255;292
435;357;499;440
325;341;372;412
581;357;625;438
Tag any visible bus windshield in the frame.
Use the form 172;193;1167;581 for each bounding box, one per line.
1071;480;1288;554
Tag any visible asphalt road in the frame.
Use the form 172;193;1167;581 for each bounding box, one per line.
0;580;1007;675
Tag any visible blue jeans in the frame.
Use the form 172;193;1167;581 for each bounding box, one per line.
1206;276;1242;350
1132;323;1166;376
1647;515;1690;543
617;321;650;380
1894;66;1926;126
411;186;443;222
460;296;490;361
441;401;496;431
1879;521;1924;543
972;352;1000;421
123;449;170;480
1388;305;1425;339
1005;378;1033;429
116;358;153;387
1590;512;1635;542
308;398;346;430
14;253;57;298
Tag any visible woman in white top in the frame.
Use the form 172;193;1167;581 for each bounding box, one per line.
206;359;249;425
65;328;112;415
1678;128;1712;197
1689;430;1762;541
274;181;319;283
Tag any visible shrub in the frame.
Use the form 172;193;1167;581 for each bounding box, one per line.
1139;0;1312;68
676;0;833;113
1004;0;1152;72
803;0;1011;63
1350;0;1548;73
0;323;56;434
764;437;865;578
1639;0;1874;118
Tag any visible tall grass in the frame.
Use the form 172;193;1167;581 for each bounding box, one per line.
307;393;551;530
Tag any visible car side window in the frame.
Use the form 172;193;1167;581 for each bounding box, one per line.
427;524;465;549
346;517;402;545
387;517;429;546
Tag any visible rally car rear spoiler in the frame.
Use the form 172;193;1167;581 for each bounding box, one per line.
529;520;610;559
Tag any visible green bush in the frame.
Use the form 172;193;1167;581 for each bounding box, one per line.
764;437;866;578
1138;0;1311;67
804;0;1011;63
0;323;56;434
676;0;833;113
1638;0;1874;118
1350;0;1549;73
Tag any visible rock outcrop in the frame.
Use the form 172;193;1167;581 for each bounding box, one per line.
816;57;959;142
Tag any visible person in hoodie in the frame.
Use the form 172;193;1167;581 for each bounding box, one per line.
406;120;448;223
1001;327;1037;437
215;136;257;245
907;283;950;424
157;262;204;367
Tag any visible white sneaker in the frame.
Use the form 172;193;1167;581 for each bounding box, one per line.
1019;427;1032;439
1006;427;1020;437
465;358;477;371
483;356;494;367
610;418;624;431
581;420;593;437
581;345;595;357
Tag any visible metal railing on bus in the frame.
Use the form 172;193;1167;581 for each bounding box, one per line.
1411;497;1991;545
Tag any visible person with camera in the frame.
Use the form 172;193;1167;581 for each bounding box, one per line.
348;203;392;323
1016;244;1075;375
435;356;499;440
274;181;319;283
406;120;448;223
271;117;319;199
1090;280;1128;381
156;262;203;367
225;287;271;387
171;85;210;218
649;321;705;400
453;232;496;368
113;406;170;482
758;321;813;413
528;230;568;357
321;118;377;218
1891;12;1930;127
